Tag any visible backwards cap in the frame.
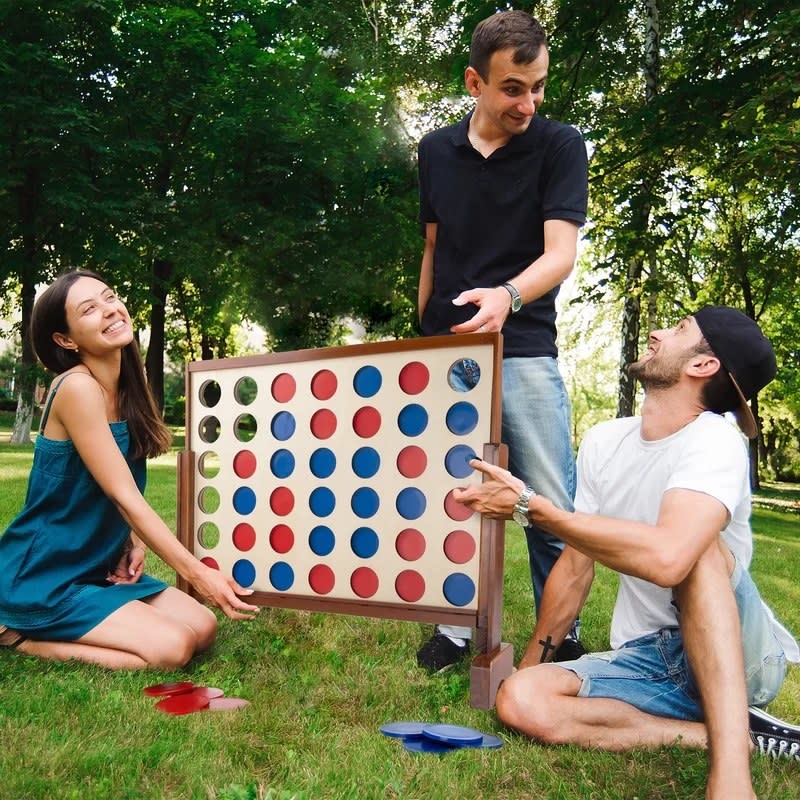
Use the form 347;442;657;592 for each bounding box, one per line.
693;306;776;439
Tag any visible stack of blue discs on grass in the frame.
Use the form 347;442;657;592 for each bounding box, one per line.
380;721;503;753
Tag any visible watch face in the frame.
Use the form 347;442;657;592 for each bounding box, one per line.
513;510;528;527
511;296;522;312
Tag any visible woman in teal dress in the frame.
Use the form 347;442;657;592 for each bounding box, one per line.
0;269;258;668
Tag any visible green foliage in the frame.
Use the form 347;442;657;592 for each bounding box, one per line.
559;282;620;446
0;346;50;411
541;0;800;463
0;0;433;412
161;367;186;426
0;0;128;429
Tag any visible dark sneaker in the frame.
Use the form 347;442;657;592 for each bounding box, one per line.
553;637;587;663
416;634;469;673
749;706;800;761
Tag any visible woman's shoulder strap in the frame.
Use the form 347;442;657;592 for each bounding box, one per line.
39;371;93;432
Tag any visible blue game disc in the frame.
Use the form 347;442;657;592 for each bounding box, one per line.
444;444;477;479
445;401;479;435
442;572;476;607
309;447;336;479
269;561;294;591
403;737;456;754
351;486;380;518
351;446;381;478
422;723;483;746
353;365;382;398
232;486;257;515
397;403;428;437
309;486;336;517
461;733;504;749
350;527;379;558
271;410;296;441
231;558;256;588
308;525;335;556
379;721;426;739
270;448;295;479
395;487;426;520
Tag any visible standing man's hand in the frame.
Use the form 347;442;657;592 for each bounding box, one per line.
449;286;512;334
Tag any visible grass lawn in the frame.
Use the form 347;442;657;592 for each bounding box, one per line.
0;436;798;799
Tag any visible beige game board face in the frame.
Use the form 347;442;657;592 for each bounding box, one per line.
183;333;502;620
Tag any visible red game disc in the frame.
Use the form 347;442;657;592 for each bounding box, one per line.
207;697;251;711
191;686;225;700
271;373;296;403
155;692;210;715
143;681;195;697
398;361;430;395
311;369;337;400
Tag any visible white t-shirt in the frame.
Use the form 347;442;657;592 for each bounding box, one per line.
575;412;798;660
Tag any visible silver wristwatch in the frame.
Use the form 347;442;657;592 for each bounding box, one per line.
513;486;536;527
502;282;522;313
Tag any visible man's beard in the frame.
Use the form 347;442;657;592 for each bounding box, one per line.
627;354;682;391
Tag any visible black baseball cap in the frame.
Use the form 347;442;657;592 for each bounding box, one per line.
693;306;776;439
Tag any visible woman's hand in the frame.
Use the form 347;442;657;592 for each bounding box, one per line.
192;565;260;621
106;545;146;585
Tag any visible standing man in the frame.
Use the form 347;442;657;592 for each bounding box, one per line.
454;308;800;798
416;9;588;670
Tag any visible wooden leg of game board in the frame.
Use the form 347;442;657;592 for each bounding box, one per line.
470;641;514;709
474;442;508;652
176;450;195;597
469;442;513;709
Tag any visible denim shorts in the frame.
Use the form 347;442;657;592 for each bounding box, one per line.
557;558;787;721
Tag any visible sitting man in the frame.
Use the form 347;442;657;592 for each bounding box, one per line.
454;306;799;799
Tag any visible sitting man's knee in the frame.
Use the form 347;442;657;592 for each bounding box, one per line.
495;676;517;726
497;666;576;744
675;540;734;603
496;669;549;738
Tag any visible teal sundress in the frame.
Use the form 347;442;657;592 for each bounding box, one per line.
0;379;167;639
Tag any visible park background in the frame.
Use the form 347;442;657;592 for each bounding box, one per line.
1;2;798;798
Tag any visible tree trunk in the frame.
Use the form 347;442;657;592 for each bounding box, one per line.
616;0;660;419
201;332;213;361
733;239;762;489
10;391;35;444
616;286;641;418
749;393;762;491
10;248;39;444
144;257;173;412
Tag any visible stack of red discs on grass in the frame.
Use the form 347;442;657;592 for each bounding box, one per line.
380;721;503;753
143;681;251;715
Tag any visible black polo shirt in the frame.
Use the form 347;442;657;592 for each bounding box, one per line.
418;111;588;358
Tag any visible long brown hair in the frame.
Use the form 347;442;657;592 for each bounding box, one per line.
31;269;172;459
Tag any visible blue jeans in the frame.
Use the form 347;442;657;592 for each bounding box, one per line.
502;357;576;609
439;356;576;641
557;559;786;720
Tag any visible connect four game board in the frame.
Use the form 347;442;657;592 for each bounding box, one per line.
177;333;513;707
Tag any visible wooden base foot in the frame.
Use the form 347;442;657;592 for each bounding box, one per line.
469;642;514;709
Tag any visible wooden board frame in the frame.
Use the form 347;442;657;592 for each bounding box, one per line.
176;333;512;708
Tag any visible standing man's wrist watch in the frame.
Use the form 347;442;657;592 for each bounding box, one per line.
502;282;522;313
513;486;536;527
